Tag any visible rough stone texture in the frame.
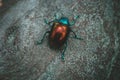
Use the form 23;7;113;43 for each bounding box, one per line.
0;0;120;80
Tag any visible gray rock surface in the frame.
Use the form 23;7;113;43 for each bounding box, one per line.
0;0;120;80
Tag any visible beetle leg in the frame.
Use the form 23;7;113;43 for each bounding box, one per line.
70;30;83;40
70;15;79;26
44;19;49;25
54;13;59;19
61;42;67;61
44;19;56;26
36;31;50;45
44;19;52;25
44;14;59;26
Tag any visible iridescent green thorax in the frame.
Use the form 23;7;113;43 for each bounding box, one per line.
59;17;70;26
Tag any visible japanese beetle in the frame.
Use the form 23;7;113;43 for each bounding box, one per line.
36;15;83;61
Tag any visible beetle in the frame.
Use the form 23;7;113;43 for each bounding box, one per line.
36;15;83;61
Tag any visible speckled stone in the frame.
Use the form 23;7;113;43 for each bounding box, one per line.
0;0;120;80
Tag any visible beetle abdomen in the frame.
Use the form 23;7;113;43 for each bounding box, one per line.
49;23;70;48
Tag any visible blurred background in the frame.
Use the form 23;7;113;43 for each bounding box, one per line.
0;0;120;80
